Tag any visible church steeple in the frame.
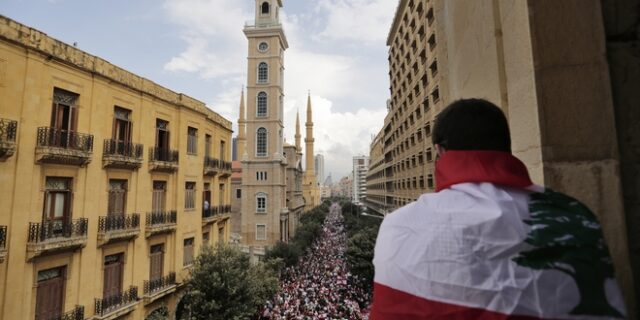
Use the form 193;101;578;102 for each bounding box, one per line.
237;88;247;159
295;109;301;153
305;92;315;177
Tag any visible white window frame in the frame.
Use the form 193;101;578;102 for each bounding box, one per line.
257;62;269;84
256;192;267;213
256;92;268;117
256;127;268;157
256;224;267;241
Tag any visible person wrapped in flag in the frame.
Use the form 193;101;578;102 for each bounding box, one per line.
371;99;627;319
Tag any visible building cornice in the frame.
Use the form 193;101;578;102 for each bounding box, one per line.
386;0;408;46
0;15;233;131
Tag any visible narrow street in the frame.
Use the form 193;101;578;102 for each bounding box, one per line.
262;203;370;319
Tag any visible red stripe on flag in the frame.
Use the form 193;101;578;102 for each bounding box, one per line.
370;283;543;320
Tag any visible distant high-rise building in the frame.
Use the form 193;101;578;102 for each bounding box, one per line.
232;137;238;161
352;156;369;205
315;154;325;185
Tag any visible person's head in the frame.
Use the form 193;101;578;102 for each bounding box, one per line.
432;98;511;155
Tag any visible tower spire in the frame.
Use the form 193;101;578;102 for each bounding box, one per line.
305;92;315;177
295;109;301;152
237;88;247;159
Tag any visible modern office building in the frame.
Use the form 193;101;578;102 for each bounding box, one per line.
0;15;233;320
314;154;325;185
352;156;369;205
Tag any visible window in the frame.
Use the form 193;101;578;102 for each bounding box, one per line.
257;92;268;117
103;253;124;299
203;183;211;214
258;62;268;83
183;238;194;266
187;127;198;154
203;232;210;245
261;1;270;14
427;174;434;189
256;128;267;156
205;134;212;157
256;193;267;213
220;140;226;161
219;184;225;205
155;119;170;160
51;88;79;133
236;189;242;199
44;177;72;226
149;244;164;281
256;224;267;241
185;182;196;210
256;171;268;181
152;181;166;213
108;180;127;216
36;266;66;320
112;107;132;152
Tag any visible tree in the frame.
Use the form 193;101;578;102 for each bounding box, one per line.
513;190;624;318
265;241;301;267
346;225;379;291
179;244;279;320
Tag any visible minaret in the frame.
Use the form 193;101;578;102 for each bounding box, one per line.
295;109;302;155
305;93;315;178
237;89;247;159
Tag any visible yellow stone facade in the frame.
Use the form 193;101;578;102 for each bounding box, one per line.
0;15;232;320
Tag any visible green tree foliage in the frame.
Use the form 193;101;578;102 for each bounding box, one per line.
513;190;623;318
346;225;379;291
179;245;279;320
146;306;169;320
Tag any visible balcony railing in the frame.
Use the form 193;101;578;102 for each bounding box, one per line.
218;205;231;214
203;207;218;219
47;305;84;320
204;156;220;176
144;273;176;295
94;286;138;317
0;225;6;263
244;19;282;29
35;127;93;166
97;214;140;245
219;161;232;178
145;211;177;237
103;139;144;170
0;118;17;160
28;219;88;243
148;147;179;172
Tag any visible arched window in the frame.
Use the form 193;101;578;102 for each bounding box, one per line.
256;192;267;213
257;92;268;117
258;62;268;83
261;2;270;15
256;128;267;157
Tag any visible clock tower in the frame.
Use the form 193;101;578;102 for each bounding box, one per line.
240;0;290;255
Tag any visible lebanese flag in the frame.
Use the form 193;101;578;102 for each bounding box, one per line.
370;151;627;320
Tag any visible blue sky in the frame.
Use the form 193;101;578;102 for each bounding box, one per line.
1;0;397;178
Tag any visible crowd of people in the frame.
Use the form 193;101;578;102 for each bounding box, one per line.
259;203;370;319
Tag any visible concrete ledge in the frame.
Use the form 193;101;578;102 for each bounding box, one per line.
90;301;139;320
145;224;176;238
35;147;92;167
148;160;179;173
102;155;143;170
27;237;87;260
143;285;176;306
0;248;7;263
97;229;139;246
0;141;15;160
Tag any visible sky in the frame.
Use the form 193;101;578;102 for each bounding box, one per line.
0;0;397;179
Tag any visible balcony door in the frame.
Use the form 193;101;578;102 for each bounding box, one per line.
35;266;65;320
155;119;170;160
152;181;166;214
149;244;164;281
112;107;132;154
107;180;127;217
203;183;211;212
51;89;78;148
103;254;124;298
43;178;72;235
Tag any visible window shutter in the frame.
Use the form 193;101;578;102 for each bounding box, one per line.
70;106;79;132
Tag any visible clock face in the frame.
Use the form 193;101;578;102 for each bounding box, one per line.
258;42;269;52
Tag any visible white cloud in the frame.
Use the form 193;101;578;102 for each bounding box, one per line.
315;0;398;45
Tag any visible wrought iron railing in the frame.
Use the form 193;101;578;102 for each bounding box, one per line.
0;118;17;142
28;219;88;243
94;286;138;316
98;214;140;233
218;205;231;214
103;139;143;159
145;211;177;226
204;156;220;169
220;161;232;171
149;147;178;163
202;206;219;219
143;273;176;295
45;305;84;320
36;127;93;152
0;225;6;249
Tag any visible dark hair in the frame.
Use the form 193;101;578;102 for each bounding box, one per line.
432;98;511;152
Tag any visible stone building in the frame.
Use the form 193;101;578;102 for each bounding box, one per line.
352;156;370;206
0;15;233;320
301;95;322;212
369;0;639;314
363;130;387;214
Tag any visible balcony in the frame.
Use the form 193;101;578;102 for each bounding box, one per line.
148;147;179;172
102;139;143;170
143;273;176;305
94;286;139;320
203;156;220;176
145;211;177;238
52;305;85;320
202;207;219;225
27;219;88;260
97;214;140;246
0;118;17;160
219;161;232;178
0;226;6;263
219;205;231;215
35;127;94;166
